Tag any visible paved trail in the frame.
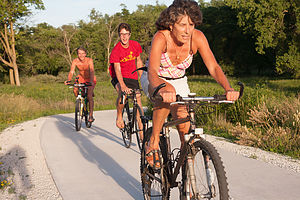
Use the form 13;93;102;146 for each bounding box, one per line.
40;110;300;200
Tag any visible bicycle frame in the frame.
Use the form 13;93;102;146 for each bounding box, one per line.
74;84;89;115
161;108;197;188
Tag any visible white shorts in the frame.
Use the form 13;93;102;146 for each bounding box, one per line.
164;76;190;97
140;71;190;98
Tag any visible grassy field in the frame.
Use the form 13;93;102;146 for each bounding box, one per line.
0;72;299;159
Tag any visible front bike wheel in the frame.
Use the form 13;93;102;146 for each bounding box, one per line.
133;104;144;151
181;139;229;200
84;99;92;128
140;127;170;200
121;102;132;148
75;99;83;131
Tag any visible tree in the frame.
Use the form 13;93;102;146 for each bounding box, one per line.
0;0;44;85
224;0;300;78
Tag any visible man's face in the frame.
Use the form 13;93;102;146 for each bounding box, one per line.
77;49;86;61
119;28;131;46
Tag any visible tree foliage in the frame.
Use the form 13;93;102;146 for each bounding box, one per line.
224;0;300;78
0;1;299;82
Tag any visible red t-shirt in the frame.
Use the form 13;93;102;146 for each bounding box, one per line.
109;40;142;80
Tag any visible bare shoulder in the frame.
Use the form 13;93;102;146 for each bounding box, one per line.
72;58;79;64
193;29;206;43
152;31;167;50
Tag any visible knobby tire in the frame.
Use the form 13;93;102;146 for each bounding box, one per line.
181;139;229;200
75;99;82;131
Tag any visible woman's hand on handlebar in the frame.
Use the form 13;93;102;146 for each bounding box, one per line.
159;90;176;103
226;89;239;101
64;80;71;85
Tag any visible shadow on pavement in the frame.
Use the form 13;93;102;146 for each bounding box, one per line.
52;115;142;199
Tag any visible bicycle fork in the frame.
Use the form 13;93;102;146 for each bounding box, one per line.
184;130;215;199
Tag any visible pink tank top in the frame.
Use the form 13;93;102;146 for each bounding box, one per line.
158;32;193;78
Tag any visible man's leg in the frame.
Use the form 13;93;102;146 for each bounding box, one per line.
87;85;95;121
115;83;125;128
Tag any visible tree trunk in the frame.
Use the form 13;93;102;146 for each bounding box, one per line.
9;68;15;85
13;62;20;86
0;21;20;86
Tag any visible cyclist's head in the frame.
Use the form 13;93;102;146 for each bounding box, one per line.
155;0;202;31
76;46;87;54
118;23;131;36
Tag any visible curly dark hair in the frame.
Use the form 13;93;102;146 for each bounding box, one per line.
155;0;203;31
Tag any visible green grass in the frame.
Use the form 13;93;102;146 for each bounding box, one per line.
0;73;299;158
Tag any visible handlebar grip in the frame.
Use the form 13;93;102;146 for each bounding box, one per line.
213;94;227;101
151;83;166;102
176;95;183;102
237;82;244;99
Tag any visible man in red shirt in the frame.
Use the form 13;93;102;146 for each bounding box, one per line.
109;23;144;132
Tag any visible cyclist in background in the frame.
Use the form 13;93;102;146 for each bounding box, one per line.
64;46;96;122
144;0;239;167
109;23;144;138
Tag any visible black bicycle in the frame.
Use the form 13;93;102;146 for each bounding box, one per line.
67;79;92;131
120;89;145;151
140;82;244;200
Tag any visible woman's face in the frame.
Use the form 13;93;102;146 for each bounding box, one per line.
170;15;195;44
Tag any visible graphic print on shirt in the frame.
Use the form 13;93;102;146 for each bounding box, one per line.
120;51;136;63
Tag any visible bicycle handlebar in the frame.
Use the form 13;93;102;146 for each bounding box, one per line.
65;81;92;87
131;66;148;74
152;82;244;104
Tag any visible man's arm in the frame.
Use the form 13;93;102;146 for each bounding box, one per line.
89;58;95;85
65;59;76;84
113;62;130;92
136;55;143;79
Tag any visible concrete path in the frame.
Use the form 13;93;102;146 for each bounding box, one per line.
40;110;300;200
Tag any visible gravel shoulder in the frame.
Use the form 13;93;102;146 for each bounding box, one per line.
0;115;299;199
0;117;62;200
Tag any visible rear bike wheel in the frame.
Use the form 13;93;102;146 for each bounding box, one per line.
133;104;144;151
75;99;83;131
140;127;170;200
121;101;132;148
181;139;229;200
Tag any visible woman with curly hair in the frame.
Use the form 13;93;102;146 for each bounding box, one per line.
144;0;240;168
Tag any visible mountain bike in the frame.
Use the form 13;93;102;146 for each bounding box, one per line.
140;82;244;200
120;89;146;151
67;79;92;131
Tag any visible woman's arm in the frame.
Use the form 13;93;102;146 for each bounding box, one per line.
194;30;239;100
148;32;167;88
195;30;232;91
148;31;176;102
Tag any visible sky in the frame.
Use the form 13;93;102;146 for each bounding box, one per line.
29;0;175;28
